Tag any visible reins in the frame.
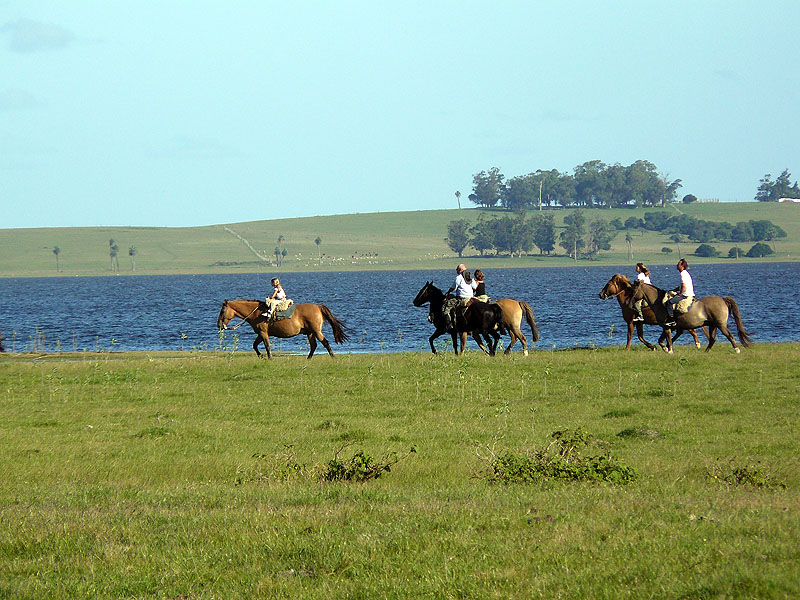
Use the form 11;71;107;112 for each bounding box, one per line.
226;304;261;329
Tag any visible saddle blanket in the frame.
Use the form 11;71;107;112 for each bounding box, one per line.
271;304;295;322
664;291;693;314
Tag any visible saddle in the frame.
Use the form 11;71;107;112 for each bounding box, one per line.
663;291;693;314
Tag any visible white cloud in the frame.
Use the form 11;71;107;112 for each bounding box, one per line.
1;18;75;53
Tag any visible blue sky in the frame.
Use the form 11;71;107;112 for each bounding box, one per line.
2;1;799;228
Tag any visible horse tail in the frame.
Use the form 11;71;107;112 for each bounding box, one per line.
318;304;350;344
724;297;752;347
520;301;540;343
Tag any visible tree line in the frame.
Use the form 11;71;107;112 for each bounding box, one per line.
446;209;617;260
466;163;800;210
468;161;682;210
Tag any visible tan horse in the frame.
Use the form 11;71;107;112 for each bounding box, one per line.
630;282;752;354
216;299;349;359
493;298;540;356
599;274;704;350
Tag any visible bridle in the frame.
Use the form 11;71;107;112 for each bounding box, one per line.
219;303;260;331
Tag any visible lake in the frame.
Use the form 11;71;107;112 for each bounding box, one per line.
1;263;797;354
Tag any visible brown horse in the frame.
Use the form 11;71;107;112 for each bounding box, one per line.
216;299;349;359
599;274;704;350
630;281;752;354
493;298;540;355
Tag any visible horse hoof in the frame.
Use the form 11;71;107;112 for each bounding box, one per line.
735;347;741;354
695;342;701;349
523;350;529;357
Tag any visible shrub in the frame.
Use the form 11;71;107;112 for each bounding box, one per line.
682;194;698;203
728;246;744;258
746;242;774;258
661;247;673;254
483;428;637;485
708;459;785;489
695;243;720;257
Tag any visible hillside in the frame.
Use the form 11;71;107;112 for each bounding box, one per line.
1;203;798;277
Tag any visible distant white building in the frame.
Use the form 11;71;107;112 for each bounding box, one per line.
778;197;800;203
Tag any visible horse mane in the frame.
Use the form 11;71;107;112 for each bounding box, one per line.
614;273;632;286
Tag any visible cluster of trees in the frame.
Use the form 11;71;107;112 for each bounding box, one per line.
108;239;136;272
632;213;787;244
467;161;682;210
446;209;617;259
755;169;800;202
273;234;288;267
696;242;775;259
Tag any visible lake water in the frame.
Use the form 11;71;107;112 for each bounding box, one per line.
1;263;797;354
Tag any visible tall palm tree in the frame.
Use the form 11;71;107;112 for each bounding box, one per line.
274;246;282;267
625;232;633;261
52;246;61;272
455;190;461;209
129;246;137;272
314;236;322;265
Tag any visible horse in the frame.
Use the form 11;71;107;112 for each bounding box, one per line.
216;299;349;359
492;298;540;356
412;282;505;355
598;274;704;350
630;281;752;354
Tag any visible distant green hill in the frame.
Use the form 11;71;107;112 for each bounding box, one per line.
1;203;798;277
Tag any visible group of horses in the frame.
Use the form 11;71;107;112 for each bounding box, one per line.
216;274;751;359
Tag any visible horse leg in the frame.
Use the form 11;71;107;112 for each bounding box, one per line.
705;326;718;352
261;333;272;359
307;334;318;359
472;332;490;355
715;324;740;353
428;328;446;354
626;322;634;349
689;328;701;349
318;334;335;357
636;322;655;350
671;328;685;343
489;331;501;356
252;336;262;358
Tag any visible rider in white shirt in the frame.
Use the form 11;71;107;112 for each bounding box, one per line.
631;263;651;323
665;259;694;326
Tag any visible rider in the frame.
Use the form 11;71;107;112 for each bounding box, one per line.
665;258;694;327
473;269;489;302
442;263;476;331
631;262;651;323
264;277;286;320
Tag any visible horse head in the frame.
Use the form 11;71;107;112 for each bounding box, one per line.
599;274;630;299
413;281;435;307
217;300;232;331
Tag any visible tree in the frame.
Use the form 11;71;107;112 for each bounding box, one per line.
445;219;471;257
695;243;720;257
52;246;61;272
559;209;586;259
682;194;698;203
670;233;683;257
314;236;322;265
281;248;288;265
469;214;494;256
585;218;617;257
109;239;119;272
274;246;282;267
728;246;743;259
532;213;556;255
746;242;774;258
455;190;461;209
469;167;505;208
128;246;137;272
502;174;538;211
625;232;633;261
755;169;800;201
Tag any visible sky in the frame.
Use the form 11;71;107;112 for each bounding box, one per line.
2;1;799;229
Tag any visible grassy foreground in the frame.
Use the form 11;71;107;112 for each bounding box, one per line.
1;346;799;598
2;202;799;277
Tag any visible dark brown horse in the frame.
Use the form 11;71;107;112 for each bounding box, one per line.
599;274;704;350
216;299;349;359
413;282;505;355
630;281;752;353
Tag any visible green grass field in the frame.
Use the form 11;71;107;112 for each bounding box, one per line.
1;346;798;598
2;202;799;277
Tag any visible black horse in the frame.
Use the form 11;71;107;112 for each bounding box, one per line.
413;281;505;355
